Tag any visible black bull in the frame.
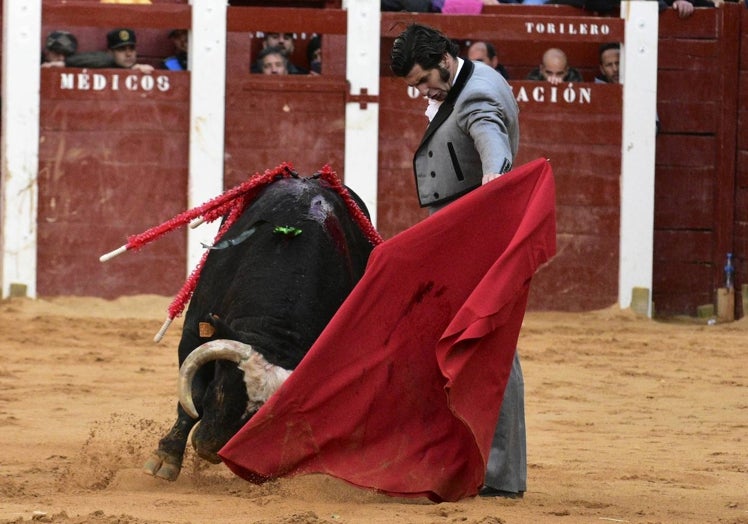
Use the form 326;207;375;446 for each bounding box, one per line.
143;176;375;481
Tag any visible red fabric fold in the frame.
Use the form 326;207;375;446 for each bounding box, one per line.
219;158;556;502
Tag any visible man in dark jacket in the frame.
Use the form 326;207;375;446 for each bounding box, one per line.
66;28;154;73
526;47;583;84
41;30;78;68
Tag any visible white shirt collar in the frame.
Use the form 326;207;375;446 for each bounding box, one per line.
425;57;464;122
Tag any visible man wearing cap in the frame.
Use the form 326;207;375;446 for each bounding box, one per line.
41;30;78;68
66;28;154;73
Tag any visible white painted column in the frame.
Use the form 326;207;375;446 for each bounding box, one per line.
344;0;380;226
1;0;42;298
187;0;227;273
619;1;658;316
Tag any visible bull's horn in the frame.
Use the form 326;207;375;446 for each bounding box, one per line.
178;339;254;419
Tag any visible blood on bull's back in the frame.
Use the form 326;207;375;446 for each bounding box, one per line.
182;177;374;369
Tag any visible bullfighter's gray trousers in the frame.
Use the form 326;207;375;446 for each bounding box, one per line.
483;350;527;493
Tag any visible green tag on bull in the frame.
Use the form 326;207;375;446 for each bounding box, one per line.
273;226;302;237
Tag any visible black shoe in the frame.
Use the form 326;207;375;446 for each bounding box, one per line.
478;486;524;499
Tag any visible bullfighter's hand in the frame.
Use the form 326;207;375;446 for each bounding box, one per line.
482;173;503;185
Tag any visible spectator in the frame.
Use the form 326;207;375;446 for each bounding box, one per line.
551;0;712;16
526;48;583;84
307;34;322;75
381;0;500;13
467;41;509;80
595;42;619;84
594;43;660;133
670;0;696;14
41;31;78;68
163;29;188;71
66;28;154;73
257;46;289;75
250;32;308;74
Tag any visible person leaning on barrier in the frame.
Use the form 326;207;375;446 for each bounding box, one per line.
42;30;78;68
250;32;308;75
549;0;712;16
467;41;509;81
256;46;289;75
163;29;188;71
307;34;322;75
594;42;619;84
381;0;502;13
526;47;583;84
661;0;715;17
65;28;154;73
594;42;661;134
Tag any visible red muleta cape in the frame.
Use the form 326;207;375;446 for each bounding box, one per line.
219;158;556;502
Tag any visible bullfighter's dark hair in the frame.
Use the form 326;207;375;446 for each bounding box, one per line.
390;24;459;77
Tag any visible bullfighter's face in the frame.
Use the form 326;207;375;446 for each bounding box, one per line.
403;53;455;102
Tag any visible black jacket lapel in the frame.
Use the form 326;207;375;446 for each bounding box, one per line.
417;59;475;149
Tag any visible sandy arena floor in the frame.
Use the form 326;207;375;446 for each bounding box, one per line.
0;295;745;524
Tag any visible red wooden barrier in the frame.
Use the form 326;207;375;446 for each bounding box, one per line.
224;76;348;187
23;2;745;318
735;7;748;317
654;5;740;315
37;69;190;298
224;5;349;189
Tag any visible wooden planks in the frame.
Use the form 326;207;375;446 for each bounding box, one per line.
36;69;189;298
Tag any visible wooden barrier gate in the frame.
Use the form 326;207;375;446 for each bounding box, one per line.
656;5;742;316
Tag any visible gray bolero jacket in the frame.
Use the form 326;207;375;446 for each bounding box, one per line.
413;60;519;208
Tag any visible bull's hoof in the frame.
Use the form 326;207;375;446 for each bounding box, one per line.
143;450;182;481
